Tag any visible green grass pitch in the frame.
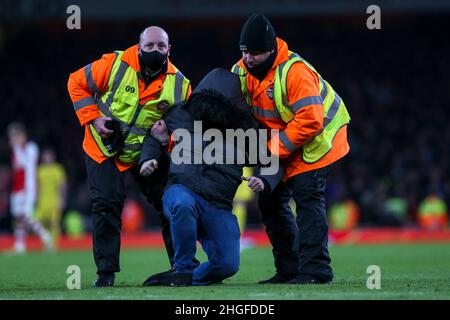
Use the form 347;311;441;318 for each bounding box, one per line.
1;243;449;300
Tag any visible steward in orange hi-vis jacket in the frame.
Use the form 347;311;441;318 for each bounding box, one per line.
67;26;191;287
232;14;350;285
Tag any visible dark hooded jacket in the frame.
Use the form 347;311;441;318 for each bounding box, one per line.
139;68;283;210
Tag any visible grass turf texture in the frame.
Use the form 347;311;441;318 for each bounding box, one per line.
1;244;449;300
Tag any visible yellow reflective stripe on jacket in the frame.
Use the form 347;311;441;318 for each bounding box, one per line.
91;50;190;163
231;64;251;105
273;51;350;163
233;51;350;164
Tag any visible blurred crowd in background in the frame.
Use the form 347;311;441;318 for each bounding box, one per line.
0;13;449;236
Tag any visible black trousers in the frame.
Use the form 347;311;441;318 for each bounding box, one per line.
286;164;333;282
257;182;300;278
85;154;174;274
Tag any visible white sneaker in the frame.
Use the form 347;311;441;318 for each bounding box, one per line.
42;233;55;252
14;242;26;254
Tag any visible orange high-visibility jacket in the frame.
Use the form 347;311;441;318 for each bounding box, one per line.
234;38;349;180
67;45;191;171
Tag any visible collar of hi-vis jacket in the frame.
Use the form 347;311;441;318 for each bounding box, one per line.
121;44;177;75
237;38;290;99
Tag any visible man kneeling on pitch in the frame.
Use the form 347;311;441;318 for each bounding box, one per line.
139;68;282;286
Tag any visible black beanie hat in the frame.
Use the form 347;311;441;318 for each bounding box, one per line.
239;13;276;52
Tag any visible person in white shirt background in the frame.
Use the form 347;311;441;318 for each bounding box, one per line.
7;122;52;253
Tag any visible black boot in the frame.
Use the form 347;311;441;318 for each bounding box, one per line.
258;273;294;284
143;270;192;287
169;273;192;287
287;274;332;285
92;272;115;288
143;268;175;286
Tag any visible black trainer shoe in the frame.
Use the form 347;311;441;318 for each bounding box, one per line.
143;269;192;287
287;274;332;285
169;273;192;287
143;268;175;286
258;273;295;284
92;273;115;288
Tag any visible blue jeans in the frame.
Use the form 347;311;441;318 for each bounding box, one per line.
162;184;240;285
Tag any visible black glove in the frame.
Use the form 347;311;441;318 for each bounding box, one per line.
102;119;124;154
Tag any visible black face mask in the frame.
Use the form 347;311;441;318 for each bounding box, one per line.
139;50;168;72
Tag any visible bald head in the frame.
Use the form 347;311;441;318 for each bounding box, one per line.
138;26;171;73
139;26;170;53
